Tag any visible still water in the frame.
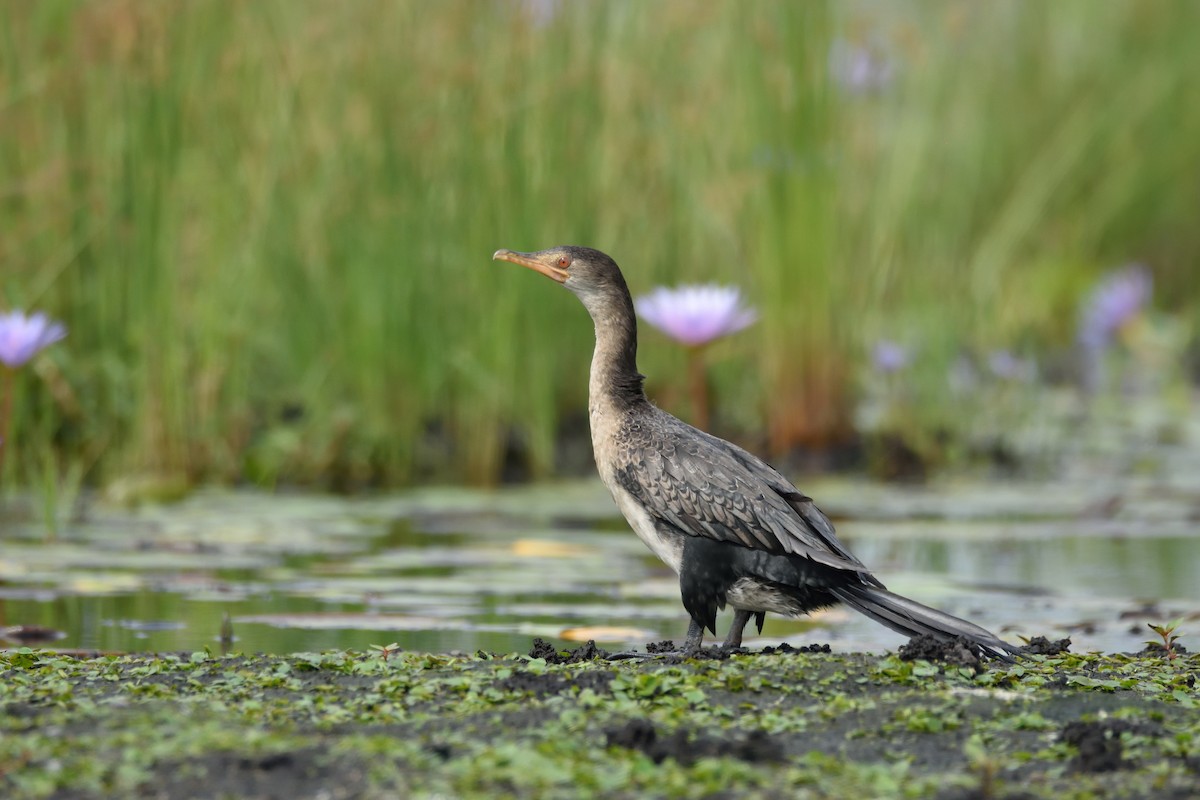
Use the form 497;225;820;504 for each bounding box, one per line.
1;475;1198;655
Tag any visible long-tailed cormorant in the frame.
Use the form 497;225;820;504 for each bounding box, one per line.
494;245;1015;658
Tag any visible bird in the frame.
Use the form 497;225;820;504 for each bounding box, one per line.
493;245;1016;658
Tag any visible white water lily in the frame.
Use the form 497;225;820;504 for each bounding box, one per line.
634;285;757;347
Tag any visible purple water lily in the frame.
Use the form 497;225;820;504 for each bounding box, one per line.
1078;265;1152;393
1078;265;1151;351
871;340;910;374
0;311;67;368
634;284;756;432
1;310;67;479
635;285;758;348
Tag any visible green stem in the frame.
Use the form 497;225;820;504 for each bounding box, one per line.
0;368;13;489
686;346;711;431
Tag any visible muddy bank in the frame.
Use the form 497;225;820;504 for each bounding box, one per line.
1;641;1198;799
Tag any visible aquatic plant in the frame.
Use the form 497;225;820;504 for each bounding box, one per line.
635;285;757;429
3;646;1199;799
369;642;403;663
1078;265;1152;392
1146;618;1185;662
0;311;67;483
4;1;1200;485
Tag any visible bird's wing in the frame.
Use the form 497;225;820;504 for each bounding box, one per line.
612;418;870;575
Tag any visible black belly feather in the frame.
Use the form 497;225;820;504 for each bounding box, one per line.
679;536;842;635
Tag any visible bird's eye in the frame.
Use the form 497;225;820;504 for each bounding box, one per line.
557;256;572;268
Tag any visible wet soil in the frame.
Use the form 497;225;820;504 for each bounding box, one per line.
897;634;988;669
1060;718;1165;773
2;642;1199;799
97;749;372;800
604;718;785;765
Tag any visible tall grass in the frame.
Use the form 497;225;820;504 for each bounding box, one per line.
2;0;1198;489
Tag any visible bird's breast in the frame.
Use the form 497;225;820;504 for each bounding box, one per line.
588;397;683;571
601;471;685;574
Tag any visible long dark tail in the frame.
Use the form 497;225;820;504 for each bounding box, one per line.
831;584;1017;659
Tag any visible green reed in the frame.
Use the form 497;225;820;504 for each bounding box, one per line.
1;0;1197;490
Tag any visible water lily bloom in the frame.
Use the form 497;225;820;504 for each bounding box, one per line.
634;285;757;347
0;311;67;368
870;340;910;373
1077;265;1152;394
1078;265;1151;351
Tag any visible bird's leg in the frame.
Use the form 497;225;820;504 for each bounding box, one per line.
682;618;705;654
723;609;754;649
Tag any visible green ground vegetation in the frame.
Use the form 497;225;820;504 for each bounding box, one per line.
1;645;1198;798
3;1;1199;489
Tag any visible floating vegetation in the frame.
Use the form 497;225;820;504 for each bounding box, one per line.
1;647;1198;798
0;477;1196;655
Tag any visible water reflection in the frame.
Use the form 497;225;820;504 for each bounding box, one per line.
1;479;1198;655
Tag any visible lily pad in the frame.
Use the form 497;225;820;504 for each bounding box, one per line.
1;467;1198;655
560;625;656;642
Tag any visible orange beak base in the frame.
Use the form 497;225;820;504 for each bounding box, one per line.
493;249;569;283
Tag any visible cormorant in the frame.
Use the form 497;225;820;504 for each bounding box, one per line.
494;245;1015;658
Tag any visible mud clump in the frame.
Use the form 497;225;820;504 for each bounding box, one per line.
637;640;832;658
527;638;611;664
527;638;559;661
605;718;783;765
1060;719;1163;773
606;718;658;754
565;639;610;661
241;752;295;771
1020;636;1072;656
637;640;733;661
426;743;454;761
661;646;734;663
759;642;832;655
898;634;982;669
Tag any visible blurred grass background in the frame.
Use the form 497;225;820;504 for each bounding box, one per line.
2;0;1198;491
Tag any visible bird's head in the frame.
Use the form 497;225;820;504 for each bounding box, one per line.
493;246;629;311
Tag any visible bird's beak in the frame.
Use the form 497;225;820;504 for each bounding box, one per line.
492;249;569;284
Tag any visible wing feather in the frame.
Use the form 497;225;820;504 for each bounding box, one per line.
613;414;870;575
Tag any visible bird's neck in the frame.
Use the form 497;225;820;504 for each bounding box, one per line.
585;293;646;414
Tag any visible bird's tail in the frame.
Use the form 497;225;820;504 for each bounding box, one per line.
831;584;1017;659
